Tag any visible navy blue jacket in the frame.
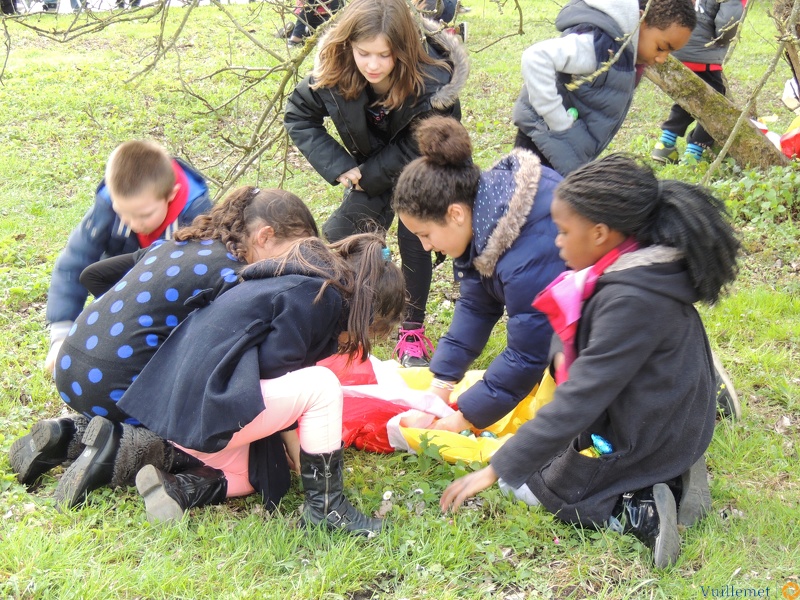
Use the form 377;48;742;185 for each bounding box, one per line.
46;158;211;326
430;150;566;429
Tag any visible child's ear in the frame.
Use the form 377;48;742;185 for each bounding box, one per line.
257;225;275;246
447;203;469;226
166;183;180;204
593;222;612;246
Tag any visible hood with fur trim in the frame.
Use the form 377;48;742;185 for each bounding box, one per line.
467;150;544;277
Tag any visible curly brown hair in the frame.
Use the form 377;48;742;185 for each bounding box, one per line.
174;187;319;262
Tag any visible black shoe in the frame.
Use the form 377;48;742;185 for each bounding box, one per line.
299;445;383;537
136;464;227;523
53;416;121;509
617;483;680;568
677;456;711;527
9;415;89;486
712;352;740;420
393;322;434;368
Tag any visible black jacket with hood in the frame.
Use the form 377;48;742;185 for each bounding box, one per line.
490;247;717;526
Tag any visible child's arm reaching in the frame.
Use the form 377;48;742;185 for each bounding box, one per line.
520;33;598;132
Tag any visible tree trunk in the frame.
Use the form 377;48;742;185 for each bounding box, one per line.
645;57;789;169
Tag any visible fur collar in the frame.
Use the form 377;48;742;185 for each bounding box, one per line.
605;245;683;273
473;149;542;277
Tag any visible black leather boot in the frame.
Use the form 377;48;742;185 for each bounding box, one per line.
135;464;228;523
616;483;680;568
299;445;383;537
54;416;122;509
9;414;89;486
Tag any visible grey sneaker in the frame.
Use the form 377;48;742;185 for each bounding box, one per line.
651;142;679;164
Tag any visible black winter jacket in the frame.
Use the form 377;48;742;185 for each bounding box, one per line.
490;247;717;526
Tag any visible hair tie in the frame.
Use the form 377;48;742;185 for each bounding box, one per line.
381;247;391;262
251;187;260;197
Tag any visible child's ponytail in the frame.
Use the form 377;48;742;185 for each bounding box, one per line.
650;181;739;304
329;233;406;361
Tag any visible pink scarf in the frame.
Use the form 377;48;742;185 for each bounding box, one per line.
532;238;638;384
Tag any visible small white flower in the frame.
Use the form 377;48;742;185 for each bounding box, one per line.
383;490;393;500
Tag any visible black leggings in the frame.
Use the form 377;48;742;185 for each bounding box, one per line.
322;188;431;324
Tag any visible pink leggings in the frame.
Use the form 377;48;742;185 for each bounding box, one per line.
177;366;343;497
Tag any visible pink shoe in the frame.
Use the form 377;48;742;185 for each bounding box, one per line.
393;322;434;368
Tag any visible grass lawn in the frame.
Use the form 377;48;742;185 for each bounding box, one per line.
1;1;799;598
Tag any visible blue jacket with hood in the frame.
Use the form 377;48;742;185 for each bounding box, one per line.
46;158;211;330
430;150;565;429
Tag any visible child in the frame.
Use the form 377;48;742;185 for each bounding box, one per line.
45;140;212;374
440;154;740;568
284;0;469;368
392;116;565;433
651;0;746;164
278;0;342;47
513;0;696;176
113;234;405;536
10;188;319;508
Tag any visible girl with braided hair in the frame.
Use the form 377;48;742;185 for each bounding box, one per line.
441;154;740;568
9;187;319;508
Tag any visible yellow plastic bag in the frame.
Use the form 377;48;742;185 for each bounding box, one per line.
394;368;556;464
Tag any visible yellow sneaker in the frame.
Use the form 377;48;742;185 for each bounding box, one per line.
651;142;679;164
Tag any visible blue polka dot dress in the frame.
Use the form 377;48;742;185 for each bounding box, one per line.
54;239;243;424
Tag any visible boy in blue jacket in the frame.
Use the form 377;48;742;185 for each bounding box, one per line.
44;140;211;373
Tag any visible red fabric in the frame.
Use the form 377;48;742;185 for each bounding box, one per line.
316;353;378;385
533;237;638;384
681;61;723;72
136;160;189;248
341;394;408;453
780;127;800;159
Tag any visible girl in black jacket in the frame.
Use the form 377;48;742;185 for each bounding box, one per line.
120;234;406;536
284;0;469;368
441;154;740;568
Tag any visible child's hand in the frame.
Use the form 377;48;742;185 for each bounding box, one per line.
431;410;472;433
44;338;64;377
337;168;362;190
440;465;498;513
427;383;453;404
280;430;301;474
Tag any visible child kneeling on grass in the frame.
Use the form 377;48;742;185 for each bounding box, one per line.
440;154;740;568
117;234;405;537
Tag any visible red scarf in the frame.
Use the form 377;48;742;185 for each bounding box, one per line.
532;237;638;384
136;160;189;248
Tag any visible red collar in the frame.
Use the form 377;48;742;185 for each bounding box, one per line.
136;160;189;248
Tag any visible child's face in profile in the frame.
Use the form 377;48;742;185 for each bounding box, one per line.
112;187;172;235
398;206;473;259
551;195;608;271
636;22;692;67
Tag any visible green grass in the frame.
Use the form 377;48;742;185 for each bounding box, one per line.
1;1;800;598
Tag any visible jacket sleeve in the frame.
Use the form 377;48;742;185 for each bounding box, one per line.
46;191;118;325
455;250;561;429
714;0;745;46
430;271;504;385
358;104;459;198
284;78;359;186
490;292;663;487
520;33;597;133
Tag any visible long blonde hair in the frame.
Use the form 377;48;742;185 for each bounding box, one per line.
311;0;447;111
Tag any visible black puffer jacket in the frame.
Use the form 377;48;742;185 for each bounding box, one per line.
284;21;469;198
